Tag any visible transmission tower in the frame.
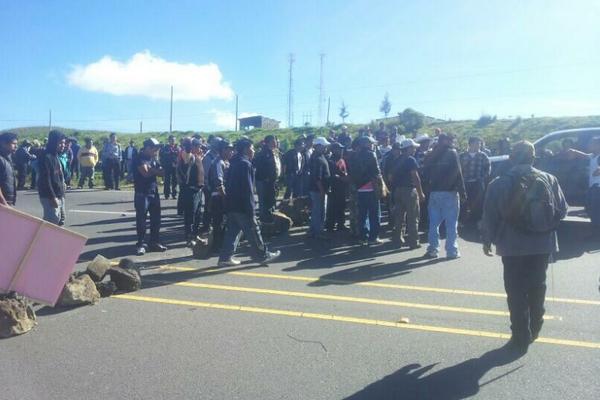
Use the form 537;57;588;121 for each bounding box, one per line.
318;53;325;126
287;53;295;128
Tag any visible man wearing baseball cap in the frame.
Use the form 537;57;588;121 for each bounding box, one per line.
133;138;167;255
307;136;331;238
390;138;425;249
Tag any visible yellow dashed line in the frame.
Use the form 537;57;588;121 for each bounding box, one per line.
159;266;600;306
112;294;600;349
149;279;557;320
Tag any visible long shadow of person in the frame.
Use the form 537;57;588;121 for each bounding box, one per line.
343;345;524;400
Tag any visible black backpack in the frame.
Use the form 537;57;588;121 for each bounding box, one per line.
505;169;561;233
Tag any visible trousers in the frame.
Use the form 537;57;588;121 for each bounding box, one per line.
134;192;161;246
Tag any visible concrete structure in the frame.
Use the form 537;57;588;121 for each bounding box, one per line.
238;115;280;130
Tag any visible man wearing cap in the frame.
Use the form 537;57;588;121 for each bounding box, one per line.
352;136;383;245
459;136;491;227
208;140;234;250
133;138;167;255
159;135;180;200
326;142;348;232
422;133;466;259
0;132;18;206
253;135;281;223
177;138;204;245
389;139;425;249
307;137;331;238
218;138;280;266
482;141;567;354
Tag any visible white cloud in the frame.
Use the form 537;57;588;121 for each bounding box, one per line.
67;51;234;101
211;110;258;129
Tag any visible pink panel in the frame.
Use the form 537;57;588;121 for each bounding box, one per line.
0;206;40;290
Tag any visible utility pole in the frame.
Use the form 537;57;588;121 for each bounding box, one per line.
48;109;52;130
326;97;331;125
287;53;295;128
318;53;325;126
139;120;143;134
235;94;239;131
169;85;173;134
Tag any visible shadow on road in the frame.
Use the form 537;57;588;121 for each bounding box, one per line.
343;345;524;400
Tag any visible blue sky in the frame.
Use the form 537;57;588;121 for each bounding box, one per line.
1;0;599;133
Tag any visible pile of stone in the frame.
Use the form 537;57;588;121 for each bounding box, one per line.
0;292;37;338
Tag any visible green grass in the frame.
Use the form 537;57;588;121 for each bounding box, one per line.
5;114;600;153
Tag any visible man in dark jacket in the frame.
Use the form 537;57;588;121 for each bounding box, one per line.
15;140;36;190
325;142;348;232
422;133;466;259
282;138;305;200
159;135;180;200
253;135;281;223
0;132;18;206
218;138;280;267
38;130;67;225
307;137;331;238
208;140;233;251
481;141;567;354
353;136;383;245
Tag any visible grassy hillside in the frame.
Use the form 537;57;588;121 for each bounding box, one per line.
4;114;600;152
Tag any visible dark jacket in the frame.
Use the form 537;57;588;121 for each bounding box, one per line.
159;144;180;169
351;148;381;188
253;147;279;182
0;152;16;205
224;153;255;216
282;149;305;176
15;147;35;168
423;146;466;196
38;152;65;199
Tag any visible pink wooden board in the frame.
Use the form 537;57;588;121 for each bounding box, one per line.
0;206;87;305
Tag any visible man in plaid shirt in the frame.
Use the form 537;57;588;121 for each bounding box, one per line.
459;137;490;226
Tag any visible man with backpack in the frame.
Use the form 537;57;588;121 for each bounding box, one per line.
481;141;567;354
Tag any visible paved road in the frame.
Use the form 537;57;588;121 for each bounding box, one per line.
2;188;600;399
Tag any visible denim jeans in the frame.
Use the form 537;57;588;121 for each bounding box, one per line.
219;212;268;262
180;187;201;240
40;196;65;225
134;192;161;246
427;191;460;256
357;191;381;241
308;191;327;236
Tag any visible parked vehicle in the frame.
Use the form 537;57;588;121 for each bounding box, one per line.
490;128;600;206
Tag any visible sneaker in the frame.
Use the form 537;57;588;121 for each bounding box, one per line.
408;244;422;250
136;246;146;256
148;243;167;252
423;251;438;259
369;238;384;245
217;257;242;267
360;240;369;246
447;253;461;260
259;250;281;266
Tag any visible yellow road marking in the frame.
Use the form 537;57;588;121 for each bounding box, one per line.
159;266;600;306
148;279;557;320
112;294;600;349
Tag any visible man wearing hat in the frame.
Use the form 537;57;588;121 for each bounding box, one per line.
390;139;426;249
208;139;234;250
159;134;180;200
325;142;348;232
307;136;331;238
133;138;167;255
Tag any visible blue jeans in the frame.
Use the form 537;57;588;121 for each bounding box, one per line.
134;192;161;246
357;191;381;241
219;212;268;262
427;191;460;256
180;187;201;239
40;196;65;225
308;191;327;236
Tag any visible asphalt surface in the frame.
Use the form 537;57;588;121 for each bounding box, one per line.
2;188;600;400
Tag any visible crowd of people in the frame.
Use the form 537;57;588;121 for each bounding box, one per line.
1;122;598;353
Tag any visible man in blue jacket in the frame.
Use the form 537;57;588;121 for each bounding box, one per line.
218;138;280;267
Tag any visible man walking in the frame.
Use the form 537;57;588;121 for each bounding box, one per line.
0;132;18;206
38;130;67;225
459;136;490;227
307;136;331;238
159;135;180;200
102;133;122;190
133;138;167;256
218;138;280;267
482;141;567;353
423;133;466;259
77;138;98;189
208;140;234;251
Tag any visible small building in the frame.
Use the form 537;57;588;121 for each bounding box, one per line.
238;115;280;130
